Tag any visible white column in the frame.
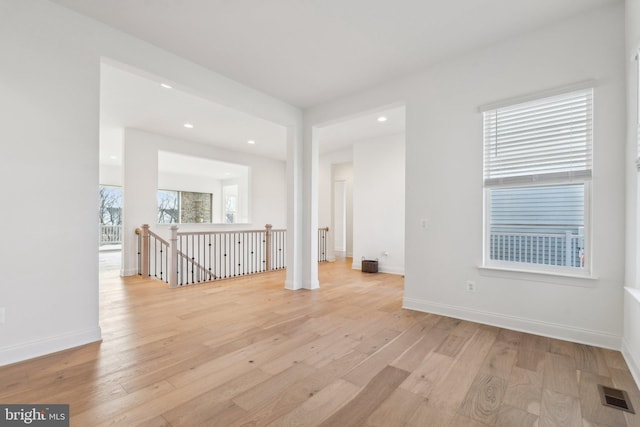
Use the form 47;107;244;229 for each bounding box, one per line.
285;124;303;290
303;124;319;289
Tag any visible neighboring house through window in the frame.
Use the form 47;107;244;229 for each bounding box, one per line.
482;88;593;273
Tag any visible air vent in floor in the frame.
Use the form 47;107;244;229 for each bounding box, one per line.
598;384;635;413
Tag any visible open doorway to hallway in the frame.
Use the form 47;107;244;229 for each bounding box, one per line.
316;105;406;275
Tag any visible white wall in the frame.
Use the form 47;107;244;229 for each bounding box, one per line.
332;163;354;258
318;148;352;261
0;0;102;366
623;0;640;385
122;129;287;275
306;4;626;349
352;134;405;275
0;0;300;366
100;164;122;187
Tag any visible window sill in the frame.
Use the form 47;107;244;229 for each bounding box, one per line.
477;264;598;287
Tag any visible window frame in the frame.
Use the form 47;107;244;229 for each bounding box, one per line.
483;180;592;276
481;86;593;276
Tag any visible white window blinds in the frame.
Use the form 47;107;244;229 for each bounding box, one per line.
483;89;593;187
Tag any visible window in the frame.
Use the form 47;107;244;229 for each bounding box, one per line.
223;184;238;224
157;190;212;224
158;151;251;224
99;185;123;246
483;88;593;272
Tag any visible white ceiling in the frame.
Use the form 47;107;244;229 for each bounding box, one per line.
100;62;287;161
53;0;619;108
99;62;406;164
316;106;406;154
82;0;618;165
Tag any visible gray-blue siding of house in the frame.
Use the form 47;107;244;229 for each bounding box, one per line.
489;184;584;267
490;184;584;234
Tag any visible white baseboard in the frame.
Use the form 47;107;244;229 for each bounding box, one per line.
121;268;138;276
285;279;301;290
0;326;102;367
622;339;640;390
379;266;405;275
303;279;320;290
351;262;404;276
403;296;621;350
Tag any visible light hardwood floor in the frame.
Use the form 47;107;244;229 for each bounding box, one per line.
1;259;639;426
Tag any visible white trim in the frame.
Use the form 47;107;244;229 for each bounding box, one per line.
622;339;640;391
477;265;597;287
303;279;320;290
379;266;405;275
0;327;102;367
351;263;404;276
402;296;620;350
478;79;597;112
121;268;138;276
626;286;640;304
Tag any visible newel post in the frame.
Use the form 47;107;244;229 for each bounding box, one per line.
265;224;272;271
169;225;179;288
141;224;150;277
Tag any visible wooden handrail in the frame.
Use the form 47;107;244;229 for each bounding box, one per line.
148;229;170;246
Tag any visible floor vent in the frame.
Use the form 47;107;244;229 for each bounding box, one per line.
598;384;635;413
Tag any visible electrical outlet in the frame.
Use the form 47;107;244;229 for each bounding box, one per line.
0;307;5;324
420;218;429;229
466;281;476;292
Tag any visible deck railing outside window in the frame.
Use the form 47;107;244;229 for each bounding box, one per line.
489;228;584;268
100;224;122;245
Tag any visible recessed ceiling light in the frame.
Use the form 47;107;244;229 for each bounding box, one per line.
224;172;231;176
248;140;256;144
377;116;387;122
160;83;172;89
184;123;194;129
109;155;117;160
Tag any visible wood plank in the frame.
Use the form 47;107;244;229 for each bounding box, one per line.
502;366;543;416
603;349;629;370
232;363;316;411
390;327;448;372
318;366;410;427
458;373;507;425
574;343;610;377
543;352;579;397
399;351;455;397
161;368;269;426
266;379;361;427
495;404;538;427
364;388;424;427
539;389;582;427
434;333;469;357
479;341;517;380
406;402;454;427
